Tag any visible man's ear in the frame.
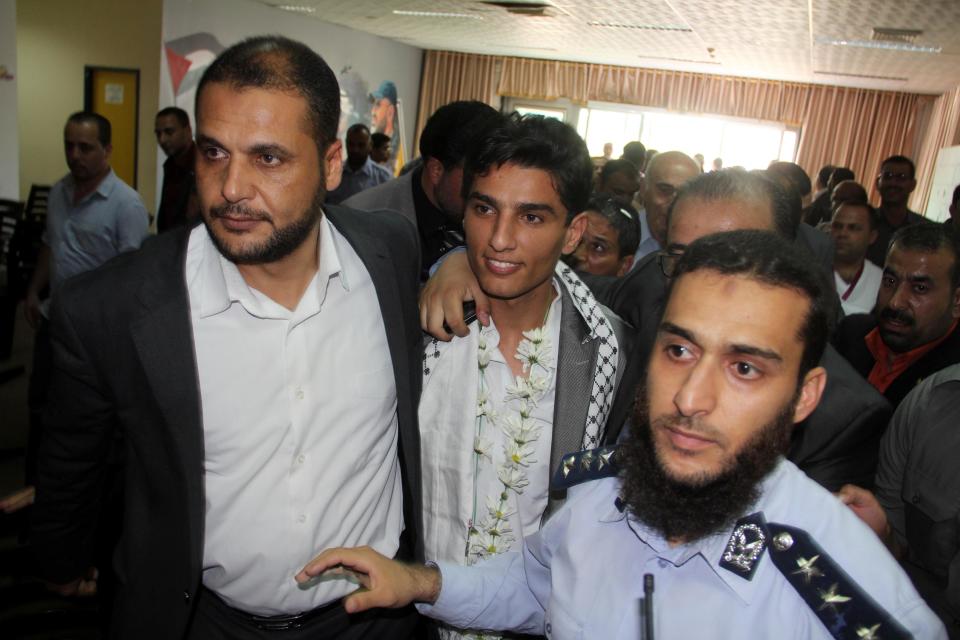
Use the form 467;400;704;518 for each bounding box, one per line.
951;285;960;319
868;228;879;246
423;156;444;188
616;254;635;277
793;365;827;424
562;212;588;255
323;140;343;191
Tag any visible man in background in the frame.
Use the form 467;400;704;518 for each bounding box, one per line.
154;106;199;232
630;150;700;263
346;100;500;281
835;223;960;408
595;158;641;207
868;155;925;267
371;132;392;169
830;201;882;315
567;194;639;277
326;123;392;204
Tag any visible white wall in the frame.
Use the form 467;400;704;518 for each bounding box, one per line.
0;0;19;200
159;0;424;208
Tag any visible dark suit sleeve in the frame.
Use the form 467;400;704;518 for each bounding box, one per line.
31;292;116;583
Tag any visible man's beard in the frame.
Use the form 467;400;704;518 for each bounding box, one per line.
619;386;797;543
204;186;325;265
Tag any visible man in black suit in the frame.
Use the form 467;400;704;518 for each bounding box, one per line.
835;222;960;409
423;169;891;492
31;36;423;639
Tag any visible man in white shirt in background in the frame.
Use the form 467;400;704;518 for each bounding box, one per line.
830;201;883;315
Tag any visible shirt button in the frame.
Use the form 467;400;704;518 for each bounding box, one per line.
183;591;191;603
545;622;552;635
298;514;306;523
658;559;668;568
297;454;306;464
296;388;305;400
911;493;921;504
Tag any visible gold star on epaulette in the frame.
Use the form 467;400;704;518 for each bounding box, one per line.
580;450;595;471
817;583;851;613
856;624;881;639
561;455;576;478
597;448;614;471
792;555;824;584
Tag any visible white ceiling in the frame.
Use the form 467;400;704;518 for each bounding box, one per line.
258;0;960;94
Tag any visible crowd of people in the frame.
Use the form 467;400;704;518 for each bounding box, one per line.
3;34;959;639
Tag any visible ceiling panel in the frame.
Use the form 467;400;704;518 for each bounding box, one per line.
254;0;960;93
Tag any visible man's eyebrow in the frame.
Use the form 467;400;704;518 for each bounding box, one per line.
195;133;220;147
729;343;783;363
659;321;697;344
517;201;558;217
248;142;294;158
906;274;935;285
468;192;501;209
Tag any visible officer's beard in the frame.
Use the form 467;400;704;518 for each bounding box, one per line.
619;384;797;544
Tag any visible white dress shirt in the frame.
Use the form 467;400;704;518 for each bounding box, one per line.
834;260;883;315
185;217;402;615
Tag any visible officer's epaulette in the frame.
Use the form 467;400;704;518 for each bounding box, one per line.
550;445;619;490
718;514;912;639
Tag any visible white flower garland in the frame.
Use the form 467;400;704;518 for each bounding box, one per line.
466;320;553;564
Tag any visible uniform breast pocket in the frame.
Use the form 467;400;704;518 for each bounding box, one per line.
545;604;584;640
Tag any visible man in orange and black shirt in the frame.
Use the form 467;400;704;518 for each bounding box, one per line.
835;222;960;409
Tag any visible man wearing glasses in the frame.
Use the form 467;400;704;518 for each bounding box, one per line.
867;155;925;268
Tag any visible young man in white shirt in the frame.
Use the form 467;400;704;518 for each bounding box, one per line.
417;113;637;639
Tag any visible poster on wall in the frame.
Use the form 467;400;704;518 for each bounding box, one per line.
163;32;226;127
163;33;407;176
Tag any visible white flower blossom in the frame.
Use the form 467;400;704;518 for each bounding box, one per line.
485;496;517;522
498;466;530;493
517;338;554;372
478;348;491;370
522;326;549;345
473;436;494;461
471;532;509;557
504;440;537;467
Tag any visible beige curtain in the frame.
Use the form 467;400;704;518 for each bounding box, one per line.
795;88;931;204
413;51;500;157
911;85;960;215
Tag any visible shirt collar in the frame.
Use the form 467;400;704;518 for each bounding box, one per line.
196;213;348;319
65;168;116;205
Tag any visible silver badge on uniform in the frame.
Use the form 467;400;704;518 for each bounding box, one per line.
719;512;768;580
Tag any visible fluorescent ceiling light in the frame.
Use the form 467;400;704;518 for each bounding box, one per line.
274;4;316;12
816;37;941;53
589;21;691;32
392;10;483;19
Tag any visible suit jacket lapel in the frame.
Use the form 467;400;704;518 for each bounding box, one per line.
129;228;205;571
549;289;597;506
